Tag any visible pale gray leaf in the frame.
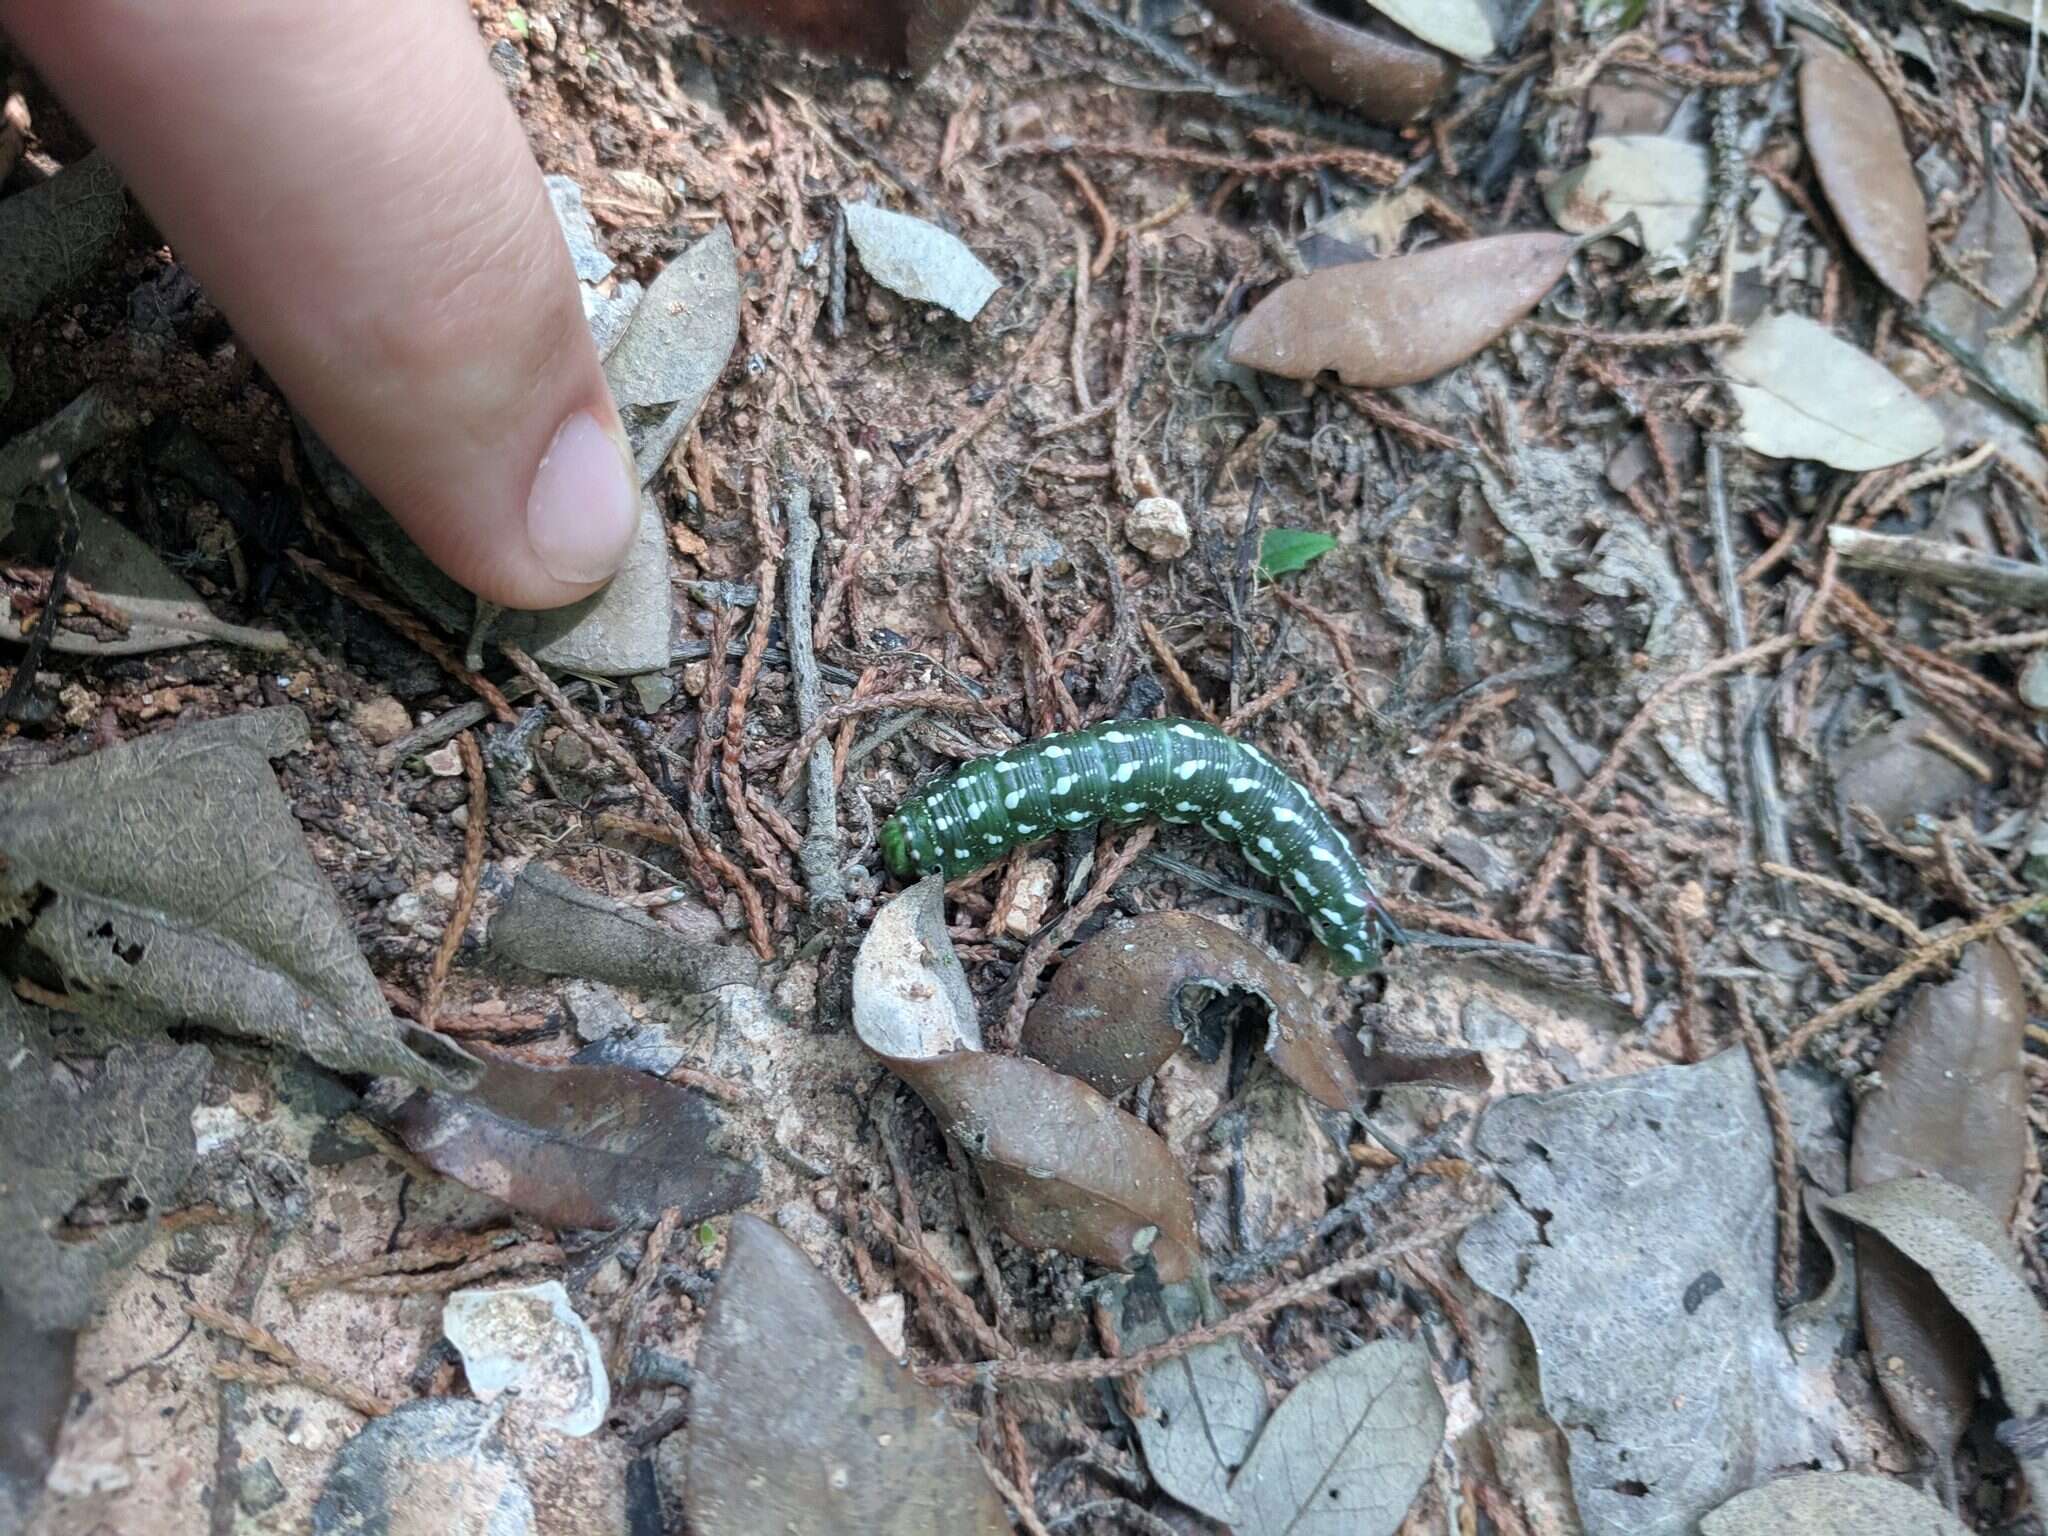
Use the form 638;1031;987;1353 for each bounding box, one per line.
490;863;757;995
1227;1336;1443;1536
313;1399;534;1536
1823;1176;2048;1509
1120;1280;1268;1523
1546;136;1711;263
545;174;613;284
1721;312;1943;470
842;203;999;321
603;224;741;482
1360;0;1496;59
0;708;476;1089
0;152;125;326
1700;1470;1974;1535
852;874;981;1059
1459;1049;1856;1536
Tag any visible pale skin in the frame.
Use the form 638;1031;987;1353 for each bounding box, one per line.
1;0;642;611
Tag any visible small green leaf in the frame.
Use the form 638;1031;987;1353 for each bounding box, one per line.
698;1222;718;1251
1258;529;1338;579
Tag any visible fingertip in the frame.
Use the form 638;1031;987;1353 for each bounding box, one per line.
525;406;641;589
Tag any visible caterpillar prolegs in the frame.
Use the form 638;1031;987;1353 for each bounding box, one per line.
879;719;1400;974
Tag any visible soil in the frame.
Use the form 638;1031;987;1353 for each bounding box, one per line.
4;2;2048;1533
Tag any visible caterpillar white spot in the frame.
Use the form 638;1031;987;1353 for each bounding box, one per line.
879;719;1398;974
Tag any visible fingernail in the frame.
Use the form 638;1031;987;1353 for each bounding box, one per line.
526;409;639;585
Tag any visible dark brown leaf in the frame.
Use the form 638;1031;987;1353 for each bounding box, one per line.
388;1053;759;1231
1850;943;2027;1473
684;1215;1008;1536
905;1051;1201;1282
677;0;980;76
1797;31;1929;303
1226;233;1574;387
489;862;758;996
1203;0;1453;125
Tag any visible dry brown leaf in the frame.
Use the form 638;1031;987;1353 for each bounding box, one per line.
685;1215;1008;1535
1202;0;1453;125
1797;30;1929;303
1226;233;1574;388
387;1052;759;1231
1850;943;2027;1478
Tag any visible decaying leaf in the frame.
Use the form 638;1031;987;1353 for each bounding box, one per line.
1115;1276;1269;1524
669;0;980;76
1700;1470;1973;1535
312;1399;534;1536
602;224;742;484
1;489;289;656
0;709;474;1089
1545;135;1711;263
0;999;209;1331
1850;943;2027;1474
0;152;125;326
1460;1049;1856;1536
1945;0;2048;23
1228;1337;1444;1536
490;862;758;996
0;1300;72;1532
1833;713;1980;832
1720;312;1943;470
1797;31;1929;303
1823;1176;2048;1510
1202;0;1453;124
1360;0;1495;59
684;1215;1008;1536
843;202;1000;322
388;1052;759;1231
1227;234;1574;388
1924;174;2048;419
853;882;1200;1280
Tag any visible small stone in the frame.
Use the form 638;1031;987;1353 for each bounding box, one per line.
998;857;1057;939
549;730;594;775
857;1293;907;1358
2021;650;2048;711
444;1280;610;1437
529;10;558;50
423;742;464;777
630;671;677;712
1125;496;1192;560
237;1458;287;1516
352;695;411;746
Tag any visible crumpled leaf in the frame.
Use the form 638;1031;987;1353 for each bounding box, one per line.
1850;942;2027;1474
443;1280;609;1437
312;1399;534;1536
684;1214;1008;1535
1924;174;2047;420
602;223;741;484
1460;1049;1854;1536
1228;234;1574;388
1721;312;1942;470
1258;528;1339;580
0;1299;73;1532
1700;1470;1973;1535
0;995;210;1331
1202;0;1452;124
490;862;758;996
388;1052;759;1231
1229;1337;1444;1536
1833;714;1979;832
1115;1275;1269;1523
1797;30;1929;303
1360;0;1494;59
1823;1175;2048;1510
842;202;1000;321
0;708;474;1089
2;489;289;656
0;152;125;327
669;0;981;75
1545;135;1711;263
1946;0;2048;22
854;880;1200;1280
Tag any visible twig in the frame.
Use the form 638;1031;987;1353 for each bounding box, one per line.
998;827;1155;1049
610;1208;683;1382
420;732;487;1028
991;135;1404;186
1528;320;1744;348
1772;894;2048;1064
981;1454;1055;1536
1221;671;1300;732
0;457;78;721
1060;160;1119;279
187;1302;390;1418
724;469;805;909
1827;525;2048;611
290;551;514;723
1760;862;1925;944
1728;982;1801;1304
1138;618;1221;725
784;477;847;927
776;689;1017;793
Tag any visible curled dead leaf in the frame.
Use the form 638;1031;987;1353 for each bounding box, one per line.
685;1215;1008;1535
1797;30;1929;303
1227;233;1574;388
388;1052;760;1231
1850;943;2027;1477
1203;0;1453;125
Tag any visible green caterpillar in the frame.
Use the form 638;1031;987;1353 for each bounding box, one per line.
879;718;1399;974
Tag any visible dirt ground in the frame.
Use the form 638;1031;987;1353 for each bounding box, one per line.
5;0;2048;1533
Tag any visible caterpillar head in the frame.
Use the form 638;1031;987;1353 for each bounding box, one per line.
879;809;939;881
